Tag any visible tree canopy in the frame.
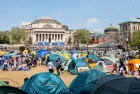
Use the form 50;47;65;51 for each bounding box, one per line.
73;29;92;44
8;27;29;44
0;32;10;44
131;30;140;47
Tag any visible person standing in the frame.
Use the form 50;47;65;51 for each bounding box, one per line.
3;60;8;71
47;60;54;73
56;60;61;76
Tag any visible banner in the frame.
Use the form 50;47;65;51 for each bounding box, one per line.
78;67;89;73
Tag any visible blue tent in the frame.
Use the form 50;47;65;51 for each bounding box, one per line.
47;54;66;66
68;59;91;75
69;69;106;94
21;72;70;94
37;50;49;57
87;54;100;62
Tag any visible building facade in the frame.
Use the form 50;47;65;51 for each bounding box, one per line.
92;33;111;44
104;24;118;35
104;24;120;43
21;16;74;44
119;18;140;44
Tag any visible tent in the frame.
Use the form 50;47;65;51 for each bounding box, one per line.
47;54;66;66
0;86;26;94
92;75;140;94
85;58;96;68
69;69;106;94
128;59;140;71
87;54;100;62
37;50;49;57
21;72;70;94
101;56;119;63
0;80;8;86
93;59;114;73
68;59;91;75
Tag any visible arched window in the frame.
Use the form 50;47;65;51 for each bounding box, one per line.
43;24;53;28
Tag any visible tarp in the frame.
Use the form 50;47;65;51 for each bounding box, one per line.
68;59;91;75
69;69;106;94
5;52;16;57
44;42;50;46
47;54;66;66
92;75;140;94
52;42;58;45
37;50;49;57
21;72;70;94
58;42;64;45
36;42;44;45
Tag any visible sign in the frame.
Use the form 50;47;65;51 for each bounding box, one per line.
78;67;89;73
106;66;113;72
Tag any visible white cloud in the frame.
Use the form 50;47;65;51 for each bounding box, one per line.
56;12;63;16
93;28;104;34
86;18;100;25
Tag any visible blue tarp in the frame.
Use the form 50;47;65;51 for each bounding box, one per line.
59;42;65;45
52;42;58;45
37;42;44;45
37;50;49;57
44;42;50;46
5;52;16;57
47;54;66;66
68;59;91;75
21;72;70;94
69;69;106;94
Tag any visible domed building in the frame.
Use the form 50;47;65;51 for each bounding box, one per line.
104;24;120;43
104;24;118;35
21;16;74;44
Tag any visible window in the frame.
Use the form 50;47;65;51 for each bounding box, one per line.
133;26;136;30
43;24;53;28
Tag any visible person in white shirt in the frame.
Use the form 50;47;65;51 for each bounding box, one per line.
47;60;54;73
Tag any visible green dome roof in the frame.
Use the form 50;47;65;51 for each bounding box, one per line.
105;24;118;31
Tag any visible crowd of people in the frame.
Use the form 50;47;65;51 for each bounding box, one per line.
0;44;140;77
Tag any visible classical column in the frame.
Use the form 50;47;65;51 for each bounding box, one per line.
55;34;57;42
39;34;41;42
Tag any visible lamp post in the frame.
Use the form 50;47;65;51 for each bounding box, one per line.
126;38;129;51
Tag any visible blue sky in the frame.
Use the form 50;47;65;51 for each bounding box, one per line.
0;0;140;33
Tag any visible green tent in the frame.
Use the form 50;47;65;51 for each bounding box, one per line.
0;80;8;86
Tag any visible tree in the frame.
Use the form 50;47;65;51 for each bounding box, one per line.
0;31;10;44
73;29;92;44
67;36;72;44
8;27;29;44
131;30;140;47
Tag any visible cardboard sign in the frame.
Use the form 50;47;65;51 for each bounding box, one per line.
106;66;113;72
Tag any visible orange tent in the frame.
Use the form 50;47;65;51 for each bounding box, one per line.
128;59;140;71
